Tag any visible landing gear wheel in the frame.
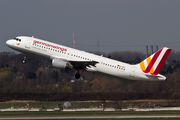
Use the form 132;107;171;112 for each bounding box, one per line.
22;60;26;64
22;56;27;64
75;72;81;79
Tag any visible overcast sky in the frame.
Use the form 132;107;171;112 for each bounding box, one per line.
0;0;179;53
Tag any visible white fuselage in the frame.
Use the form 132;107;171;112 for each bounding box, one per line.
6;36;167;81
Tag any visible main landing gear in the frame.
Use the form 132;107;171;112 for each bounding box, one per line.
75;71;81;79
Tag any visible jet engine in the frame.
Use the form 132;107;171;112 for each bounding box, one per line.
52;59;72;69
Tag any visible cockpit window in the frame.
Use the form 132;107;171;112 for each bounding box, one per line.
14;38;21;42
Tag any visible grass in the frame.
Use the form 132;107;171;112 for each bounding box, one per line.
0;111;180;117
1;117;180;120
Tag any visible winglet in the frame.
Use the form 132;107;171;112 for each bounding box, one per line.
139;47;172;75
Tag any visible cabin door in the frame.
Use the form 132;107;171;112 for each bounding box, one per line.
25;38;32;49
129;67;136;77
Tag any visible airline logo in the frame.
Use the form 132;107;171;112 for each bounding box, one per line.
33;40;67;52
140;47;171;75
16;43;20;45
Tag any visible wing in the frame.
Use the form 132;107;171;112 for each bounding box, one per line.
50;55;98;69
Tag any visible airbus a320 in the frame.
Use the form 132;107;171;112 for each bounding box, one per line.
6;36;171;81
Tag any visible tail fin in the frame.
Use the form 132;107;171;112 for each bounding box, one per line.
139;47;172;75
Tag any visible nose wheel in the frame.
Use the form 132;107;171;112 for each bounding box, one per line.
23;56;27;64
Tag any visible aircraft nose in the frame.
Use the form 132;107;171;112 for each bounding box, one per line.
6;40;11;46
6;39;14;47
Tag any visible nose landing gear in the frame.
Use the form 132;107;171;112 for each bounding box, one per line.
23;56;27;64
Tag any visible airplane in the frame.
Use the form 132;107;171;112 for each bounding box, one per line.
6;36;172;81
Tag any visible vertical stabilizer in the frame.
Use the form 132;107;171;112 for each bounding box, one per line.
139;47;171;75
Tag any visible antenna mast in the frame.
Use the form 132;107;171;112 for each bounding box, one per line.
97;39;99;52
73;33;76;49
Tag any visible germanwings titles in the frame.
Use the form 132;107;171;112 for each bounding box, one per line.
6;36;171;81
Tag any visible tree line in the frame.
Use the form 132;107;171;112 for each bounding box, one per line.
0;50;180;102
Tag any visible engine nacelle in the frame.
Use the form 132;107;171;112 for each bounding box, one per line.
52;59;69;69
